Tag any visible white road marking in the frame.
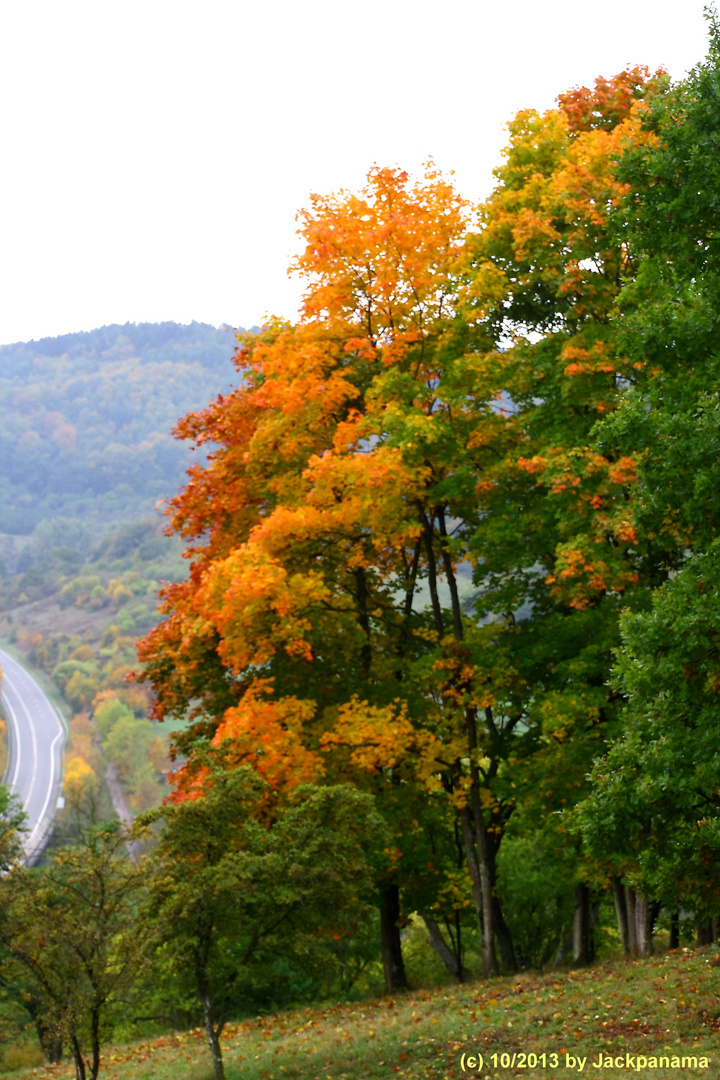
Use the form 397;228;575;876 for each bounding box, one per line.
27;726;63;848
2;692;23;793
0;648;66;857
4;668;39;809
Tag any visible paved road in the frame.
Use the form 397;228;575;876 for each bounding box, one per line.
0;647;66;861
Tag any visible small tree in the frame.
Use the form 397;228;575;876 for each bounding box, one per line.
138;762;384;1080
0;783;26;869
0;822;148;1080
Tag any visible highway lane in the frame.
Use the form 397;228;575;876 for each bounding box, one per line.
0;646;66;862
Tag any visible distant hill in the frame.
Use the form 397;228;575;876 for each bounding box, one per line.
0;321;242;538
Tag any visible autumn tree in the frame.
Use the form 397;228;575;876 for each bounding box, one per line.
137;66;671;979
446;62;672;963
137;163;492;982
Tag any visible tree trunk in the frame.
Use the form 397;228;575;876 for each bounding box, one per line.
635;894;653;957
669;912;680;949
621;887;654;956
90;1005;101;1080
464;711;495;978
697;919;714;946
492;891;517;973
421;508;497;976
421;914;462;981
625;886;638;955
380;883;408;992
552;924;573;968
572;886;600;965
486;833;516;974
353;567;372;673
32;1010;62;1063
648;900;662;951
460;806;488;970
572;883;592;966
202;991;226;1080
450;909;463;982
611;876;629;955
70;1032;86;1080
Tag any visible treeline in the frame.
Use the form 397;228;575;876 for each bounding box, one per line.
4;21;720;1080
0;320;239;535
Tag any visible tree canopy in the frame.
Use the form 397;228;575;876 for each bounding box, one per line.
135;49;709;985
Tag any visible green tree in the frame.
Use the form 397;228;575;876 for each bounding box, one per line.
0;822;147;1080
0;783;26;870
575;14;720;934
574;548;720;923
138;761;383;1080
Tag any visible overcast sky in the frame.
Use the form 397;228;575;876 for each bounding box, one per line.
0;0;710;345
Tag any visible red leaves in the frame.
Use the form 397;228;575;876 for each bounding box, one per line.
558;66;665;135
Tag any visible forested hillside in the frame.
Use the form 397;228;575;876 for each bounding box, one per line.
0;320;239;539
0;322;242;828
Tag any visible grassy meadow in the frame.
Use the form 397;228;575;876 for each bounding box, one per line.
5;947;719;1080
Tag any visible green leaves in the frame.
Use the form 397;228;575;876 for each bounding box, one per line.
136;763;384;1078
0;823;149;1079
571;17;720;915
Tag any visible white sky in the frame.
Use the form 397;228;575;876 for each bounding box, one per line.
0;0;710;345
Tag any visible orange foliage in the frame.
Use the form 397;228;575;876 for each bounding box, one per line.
212;680;324;788
294;162;469;355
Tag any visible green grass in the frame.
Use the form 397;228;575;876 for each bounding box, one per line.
9;946;720;1079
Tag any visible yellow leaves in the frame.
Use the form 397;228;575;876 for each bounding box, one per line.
458;258;507;320
302;444;425;549
320;697;446;785
64;752;100;800
469;81;659;339
412;626;440;644
511;206;562;263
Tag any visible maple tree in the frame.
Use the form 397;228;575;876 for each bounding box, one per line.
136;163;494;982
136;76;658;974
453;63;673;960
